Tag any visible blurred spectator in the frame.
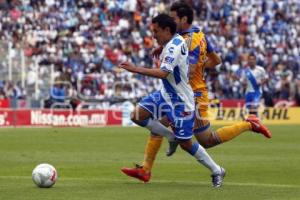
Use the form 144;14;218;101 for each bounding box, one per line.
275;72;293;100
44;81;66;108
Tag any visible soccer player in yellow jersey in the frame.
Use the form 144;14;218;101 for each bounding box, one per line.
121;1;272;185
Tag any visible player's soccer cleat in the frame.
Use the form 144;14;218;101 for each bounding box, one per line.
211;167;226;188
121;164;151;183
246;115;272;138
166;140;179;157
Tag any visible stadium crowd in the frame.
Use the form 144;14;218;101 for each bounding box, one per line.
0;0;299;106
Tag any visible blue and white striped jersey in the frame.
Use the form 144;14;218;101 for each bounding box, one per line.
159;34;195;112
241;66;267;94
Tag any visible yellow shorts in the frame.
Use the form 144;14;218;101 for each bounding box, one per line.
193;90;210;133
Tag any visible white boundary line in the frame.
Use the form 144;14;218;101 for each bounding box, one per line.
0;176;299;189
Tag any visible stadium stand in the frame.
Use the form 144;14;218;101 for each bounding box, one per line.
0;0;299;108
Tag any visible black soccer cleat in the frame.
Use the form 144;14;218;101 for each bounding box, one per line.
211;167;226;188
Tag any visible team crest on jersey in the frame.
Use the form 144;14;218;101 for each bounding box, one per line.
163;56;174;64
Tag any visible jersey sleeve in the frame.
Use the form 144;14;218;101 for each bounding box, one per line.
160;43;182;73
205;35;214;53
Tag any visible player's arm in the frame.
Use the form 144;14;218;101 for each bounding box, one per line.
261;69;268;85
256;70;268;89
118;62;169;79
203;35;221;69
204;52;222;68
258;77;267;85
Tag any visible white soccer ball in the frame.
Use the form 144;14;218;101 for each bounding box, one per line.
32;163;58;188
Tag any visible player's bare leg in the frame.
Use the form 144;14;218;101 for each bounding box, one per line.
168;112;272;156
130;105;153;125
130;106;175;141
191;102;272;149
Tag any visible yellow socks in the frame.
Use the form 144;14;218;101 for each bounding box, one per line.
215;121;252;143
142;135;163;172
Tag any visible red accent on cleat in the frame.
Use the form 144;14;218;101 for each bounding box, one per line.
246;115;272;138
121;165;151;183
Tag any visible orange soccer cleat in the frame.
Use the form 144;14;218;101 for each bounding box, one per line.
246;115;272;138
121;164;151;183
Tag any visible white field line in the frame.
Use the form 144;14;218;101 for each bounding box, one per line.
0;176;299;189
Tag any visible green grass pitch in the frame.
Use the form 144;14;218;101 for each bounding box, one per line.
0;125;299;200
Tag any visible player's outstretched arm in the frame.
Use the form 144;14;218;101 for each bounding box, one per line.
204;52;222;69
118;62;169;79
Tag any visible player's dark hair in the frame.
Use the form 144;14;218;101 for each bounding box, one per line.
152;13;177;35
170;1;194;25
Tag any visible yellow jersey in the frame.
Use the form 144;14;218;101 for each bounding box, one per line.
180;27;214;91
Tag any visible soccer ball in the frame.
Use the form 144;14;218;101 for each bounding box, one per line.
32;163;58;188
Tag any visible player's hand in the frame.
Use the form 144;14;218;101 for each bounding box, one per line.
118;62;137;73
152;46;163;58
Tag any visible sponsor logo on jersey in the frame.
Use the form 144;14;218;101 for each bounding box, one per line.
163;56;175;64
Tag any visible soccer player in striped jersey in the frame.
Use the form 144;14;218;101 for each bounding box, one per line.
240;53;268;116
